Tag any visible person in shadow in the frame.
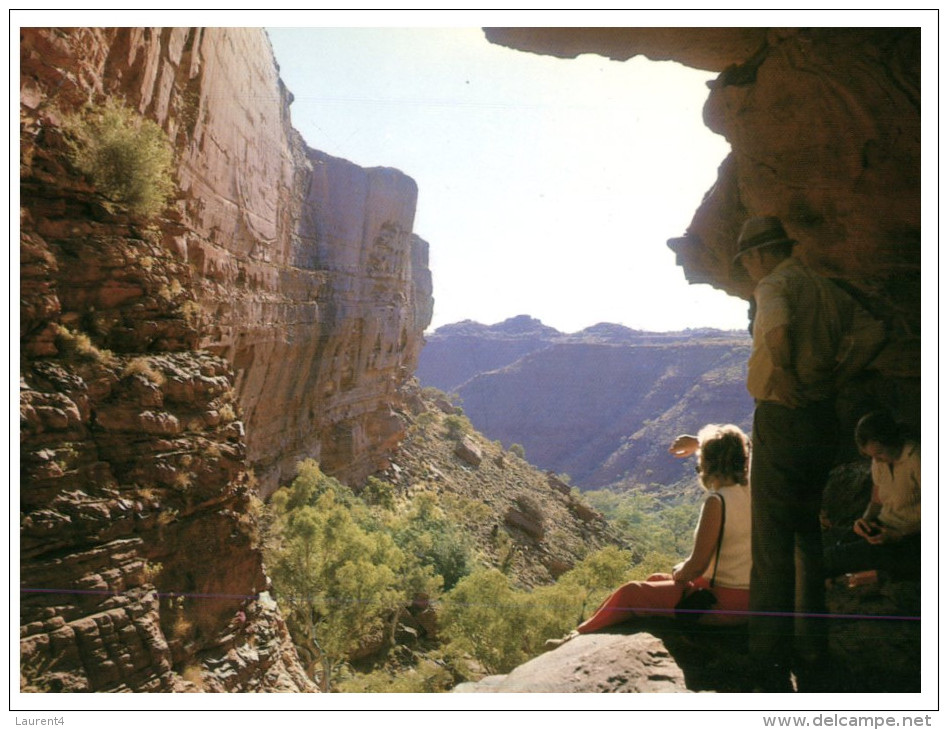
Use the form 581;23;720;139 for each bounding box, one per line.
824;410;920;582
545;424;751;649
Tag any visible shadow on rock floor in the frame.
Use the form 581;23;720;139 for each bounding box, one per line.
622;621;757;693
453;579;920;693
821;578;921;693
613;577;920;694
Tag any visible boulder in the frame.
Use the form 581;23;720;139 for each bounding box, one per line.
454;436;483;467
454;631;689;693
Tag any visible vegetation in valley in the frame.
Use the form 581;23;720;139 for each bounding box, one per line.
263;387;703;692
581;485;703;568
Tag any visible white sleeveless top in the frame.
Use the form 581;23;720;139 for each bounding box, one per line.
700;484;752;590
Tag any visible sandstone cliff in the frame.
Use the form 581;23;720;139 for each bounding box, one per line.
20;27;431;691
485;27;921;428
19;24;923;695
22;28;432;495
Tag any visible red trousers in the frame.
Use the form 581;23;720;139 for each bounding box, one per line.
576;573;750;634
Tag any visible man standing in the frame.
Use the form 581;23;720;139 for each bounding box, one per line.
734;216;877;691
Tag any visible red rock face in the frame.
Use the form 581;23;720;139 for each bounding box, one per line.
19;219;311;691
22;27;432;494
487;27;921;424
20;27;431;691
210;148;432;494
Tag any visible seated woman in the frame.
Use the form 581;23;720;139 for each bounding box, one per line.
824;410;921;581
546;424;752;648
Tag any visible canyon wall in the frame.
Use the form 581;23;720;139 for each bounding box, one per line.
20;27;431;691
22;28;432;495
485;27;922;427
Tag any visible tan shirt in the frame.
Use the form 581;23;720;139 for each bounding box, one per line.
875;441;921;538
747;257;856;404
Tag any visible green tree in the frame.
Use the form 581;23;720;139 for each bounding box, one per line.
391;492;472;591
661;501;703;555
266;462;425;690
554;546;632;623
439;568;531;674
512;546;636;655
335;659;455;693
443;413;474;440
362;476;396;510
438;548;636;673
583;488;699;561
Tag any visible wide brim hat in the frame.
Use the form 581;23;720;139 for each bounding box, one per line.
732;216;797;264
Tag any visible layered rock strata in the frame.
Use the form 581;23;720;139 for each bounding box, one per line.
19;202;311;691
22;27;432;495
20;27;431;691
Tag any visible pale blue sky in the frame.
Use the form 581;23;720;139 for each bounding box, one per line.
266;26;749;333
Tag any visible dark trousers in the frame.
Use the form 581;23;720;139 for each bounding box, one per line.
749;400;838;672
824;531;921;581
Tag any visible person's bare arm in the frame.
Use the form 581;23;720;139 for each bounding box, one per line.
672;495;722;582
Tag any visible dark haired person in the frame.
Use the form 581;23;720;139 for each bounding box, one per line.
545;424;752;648
733;215;885;691
824;411;921;580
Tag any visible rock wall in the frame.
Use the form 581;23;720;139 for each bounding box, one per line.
212;148;433;492
22;27;432;495
20;27;431;691
485;27;921;428
484;27;769;72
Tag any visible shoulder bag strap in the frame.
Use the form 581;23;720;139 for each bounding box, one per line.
708;492;726;588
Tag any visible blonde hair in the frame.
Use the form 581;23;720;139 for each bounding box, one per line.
697;424;750;487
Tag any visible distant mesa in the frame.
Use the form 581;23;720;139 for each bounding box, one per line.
430;315;559;339
576;322;644;341
426;315;747;344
